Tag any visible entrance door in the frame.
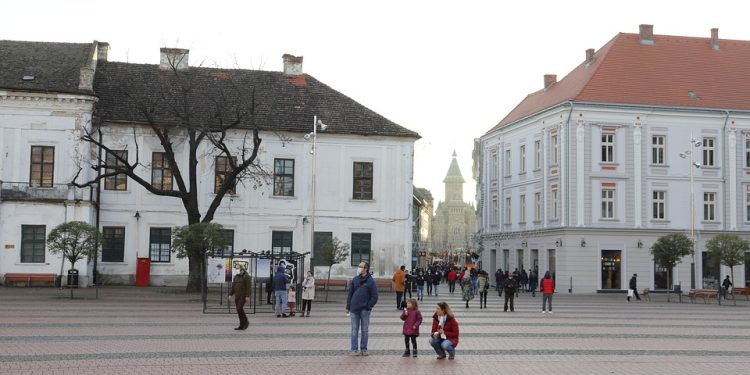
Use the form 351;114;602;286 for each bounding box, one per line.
601;250;621;289
702;251;720;288
490;249;497;275
516;249;524;271
547;249;556;282
531;249;539;274
503;249;509;271
653;262;668;290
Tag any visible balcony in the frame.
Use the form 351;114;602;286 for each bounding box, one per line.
0;181;97;203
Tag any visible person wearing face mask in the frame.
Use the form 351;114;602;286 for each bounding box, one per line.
345;261;379;356
228;263;251;330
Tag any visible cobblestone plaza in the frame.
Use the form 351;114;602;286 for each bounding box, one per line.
1;286;749;374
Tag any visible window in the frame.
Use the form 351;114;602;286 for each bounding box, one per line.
551;134;558;165
519;194;526;223
746;138;750;168
219;229;234;257
702;138;715;167
149;228;171;263
312;232;333;267
101;227;125;262
351;233;371;266
272;231;293;257
703;192;716;221
490;150;498;180
353;162;373;200
214;156;236;194
273;158;295;196
601;188;615;219
30;146;54;187
151;152;173;190
21;225;46;263
534;140;541;170
601;133;614;163
505;197;511;223
490;197;498;226
652;191;666;220
504;149;511;176
534;192;542;221
551;189;558;219
519;145;526;173
652;136;665;165
104;150;128;191
746;192;750;221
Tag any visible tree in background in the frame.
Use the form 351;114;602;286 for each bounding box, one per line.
650;233;693;302
319;236;350;302
172;222;228;302
706;234;748;297
47;221;102;299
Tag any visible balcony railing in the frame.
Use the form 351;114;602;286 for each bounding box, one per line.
0;181;97;203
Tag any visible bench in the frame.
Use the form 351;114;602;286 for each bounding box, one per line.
4;273;56;287
687;289;718;303
732;287;750;300
313;278;393;291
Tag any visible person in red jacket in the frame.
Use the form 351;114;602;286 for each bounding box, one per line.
447;269;457;294
540;271;555;314
429;301;459;360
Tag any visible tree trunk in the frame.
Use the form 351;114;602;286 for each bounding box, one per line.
325;265;332;303
666;269;671;303
186;253;203;293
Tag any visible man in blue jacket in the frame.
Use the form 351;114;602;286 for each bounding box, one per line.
345;261;378;356
273;265;290;317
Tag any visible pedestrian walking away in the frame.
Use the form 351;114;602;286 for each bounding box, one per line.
393;265;406;309
722;276;733;299
346;261;379;356
415;269;425;301
477;270;489;309
431;268;441;296
503;272;518;312
628;273;641;302
540;271;554;313
301;271;315;317
400;298;423;357
429;301;460;360
494;268;503;296
228;263;251;330
461;269;475;309
273;266;290;317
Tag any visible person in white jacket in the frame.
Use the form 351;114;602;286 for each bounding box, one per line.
300;271;316;317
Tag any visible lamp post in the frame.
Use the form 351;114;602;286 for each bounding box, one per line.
680;134;702;289
308;116;328;264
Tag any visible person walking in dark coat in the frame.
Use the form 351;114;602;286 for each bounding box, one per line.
346;261;379;356
431;268;441;297
628;273;641;302
273;266;290;317
722;275;733;299
494;268;503;295
528;269;538;297
503;273;518;312
228;264;251;330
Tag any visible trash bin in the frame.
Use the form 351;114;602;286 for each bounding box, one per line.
136;257;151;287
67;269;79;287
673;284;681;294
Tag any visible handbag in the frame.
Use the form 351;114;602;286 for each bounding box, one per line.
627;289;634;298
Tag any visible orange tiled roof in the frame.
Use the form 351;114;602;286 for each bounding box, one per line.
492;31;750;131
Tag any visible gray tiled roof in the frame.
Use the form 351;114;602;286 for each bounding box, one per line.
94;62;420;139
0;40;94;94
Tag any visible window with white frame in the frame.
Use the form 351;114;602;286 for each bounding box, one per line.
703;192;716;221
519;194;526;223
745;138;750;168
551;134;559;165
504;149;511;176
491;197;498;226
490;150;498;180
534;192;542;221
652;191;666;220
551;189;558;220
519;145;526;173
702;137;715;167
652;135;665;165
601;133;614;163
534;140;541;170
505;197;511;223
601;188;615;219
746;191;750;221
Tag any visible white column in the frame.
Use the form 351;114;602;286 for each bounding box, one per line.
542;127;548;228
576;119;585;226
560;122;566;227
634;121;642;228
728;126;738;230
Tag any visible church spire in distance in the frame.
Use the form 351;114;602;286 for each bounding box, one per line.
443;150;465;201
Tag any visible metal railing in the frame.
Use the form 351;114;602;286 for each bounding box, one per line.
0;181;97;202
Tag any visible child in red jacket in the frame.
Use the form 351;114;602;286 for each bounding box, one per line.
400;298;423;357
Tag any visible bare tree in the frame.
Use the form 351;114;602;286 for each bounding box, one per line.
72;55;270;292
319;236;351;302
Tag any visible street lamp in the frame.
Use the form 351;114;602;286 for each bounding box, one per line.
308;116;328;264
679;134;702;289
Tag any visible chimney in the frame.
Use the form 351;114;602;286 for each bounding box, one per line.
78;67;94;91
282;54;303;75
96;42;109;61
544;74;557;90
639;24;654;45
710;28;720;50
159;48;189;70
585;48;595;64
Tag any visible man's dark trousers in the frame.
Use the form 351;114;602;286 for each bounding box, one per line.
504;293;515;312
235;297;248;327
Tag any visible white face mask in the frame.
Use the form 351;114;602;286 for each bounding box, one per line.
357;267;364;275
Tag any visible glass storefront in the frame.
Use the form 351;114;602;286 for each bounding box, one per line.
601;250;621;289
654;262;669;290
702;251;720;289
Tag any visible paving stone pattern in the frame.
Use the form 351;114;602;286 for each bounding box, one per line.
1;286;749;374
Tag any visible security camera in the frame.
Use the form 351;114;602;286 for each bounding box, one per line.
318;120;328;131
694;141;702;147
693;162;701;168
679;152;687;158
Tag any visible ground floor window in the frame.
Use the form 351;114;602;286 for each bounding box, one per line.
312;232;333;267
218;229;234;257
601;250;621;289
350;233;371;266
702;251;720;288
653;262;669;290
102;227;125;262
272;231;293;258
149;228;171;263
745;252;750;287
21;225;46;263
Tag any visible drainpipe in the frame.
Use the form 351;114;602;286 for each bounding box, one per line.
92;127;103;285
722;110;729;231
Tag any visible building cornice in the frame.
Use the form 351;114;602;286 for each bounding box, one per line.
0;89;97;104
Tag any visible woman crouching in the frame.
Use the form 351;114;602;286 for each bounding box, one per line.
429;301;459;360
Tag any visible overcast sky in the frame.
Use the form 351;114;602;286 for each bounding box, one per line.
5;0;748;211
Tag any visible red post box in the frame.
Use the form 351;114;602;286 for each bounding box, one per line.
136;257;151;287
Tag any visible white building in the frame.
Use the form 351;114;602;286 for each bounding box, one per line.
1;40;419;286
476;25;750;293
